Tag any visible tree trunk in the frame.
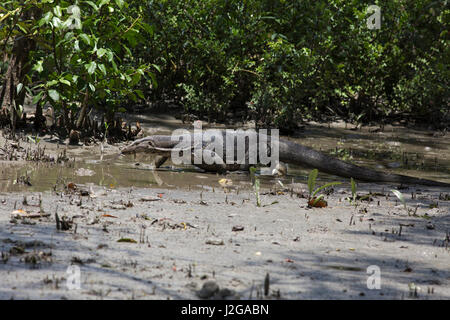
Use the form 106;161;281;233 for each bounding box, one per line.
0;6;38;134
76;89;89;129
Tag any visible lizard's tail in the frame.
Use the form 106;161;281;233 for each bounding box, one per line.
279;140;450;187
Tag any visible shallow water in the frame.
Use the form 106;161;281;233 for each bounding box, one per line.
1;123;449;193
288;124;450;184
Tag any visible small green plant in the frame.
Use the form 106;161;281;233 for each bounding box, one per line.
345;177;372;208
27;135;41;144
391;189;420;216
250;167;261;207
391;189;408;213
104;122;109;141
354;112;366;130
307;169;342;206
330;141;353;161
345;177;358;207
350;177;357;203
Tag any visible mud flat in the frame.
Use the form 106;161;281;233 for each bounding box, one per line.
0;181;449;300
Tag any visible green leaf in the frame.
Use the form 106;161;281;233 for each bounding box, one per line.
351;177;356;200
99;0;110;8
48;89;60;102
16;83;23;95
89;83;96;92
139;22;153;35
135;89;144;99
79;33;91;45
32;91;44;105
53;5;62;17
16;104;23;118
98;64;107;75
130;73;141;86
86;61;97;74
312;194;324;206
17;22;28;34
97;48;107;58
85;1;99;11
46;80;58;87
105;50;114;62
152;64;161;73
308;169;318;196
312;182;342;198
111;60;118;72
391;189;407;210
33;60;43;73
52;17;62;28
128;92;137;102
60;79;71;86
38;12;53;27
115;0;124;9
122;44;132;56
24;86;32;95
148;72;157;89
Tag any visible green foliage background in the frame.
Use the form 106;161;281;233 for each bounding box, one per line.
1;0;449;130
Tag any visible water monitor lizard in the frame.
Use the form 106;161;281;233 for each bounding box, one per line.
120;131;450;187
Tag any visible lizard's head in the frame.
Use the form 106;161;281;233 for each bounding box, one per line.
121;137;159;155
121;136;178;155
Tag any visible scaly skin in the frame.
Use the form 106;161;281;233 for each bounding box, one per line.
121;132;450;187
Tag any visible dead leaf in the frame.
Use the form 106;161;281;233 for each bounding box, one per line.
67;182;77;190
205;238;224;246
117;238;137;243
140;197;161;202
101;214;118;218
11;209;27;215
11;209;50;218
308;198;328;208
219;178;233;187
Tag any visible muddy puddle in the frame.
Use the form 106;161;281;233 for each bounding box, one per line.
0;156;302;193
1;121;449;192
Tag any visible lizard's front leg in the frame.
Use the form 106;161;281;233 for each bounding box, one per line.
153;155;169;168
